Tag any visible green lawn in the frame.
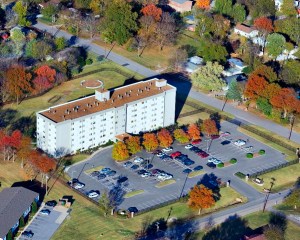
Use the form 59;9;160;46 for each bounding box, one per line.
2;57;144;119
245;163;300;193
244;211;300;240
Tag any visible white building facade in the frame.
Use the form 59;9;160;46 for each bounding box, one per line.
36;78;176;157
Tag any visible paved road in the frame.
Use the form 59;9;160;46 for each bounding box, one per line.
34;21;300;144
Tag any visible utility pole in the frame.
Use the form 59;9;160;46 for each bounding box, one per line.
288;114;295;140
222;96;228;111
263;177;276;212
179;172;189;199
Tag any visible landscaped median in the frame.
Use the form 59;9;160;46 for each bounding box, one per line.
188;170;206;178
155;179;176;188
84;165;104;174
124;190;145;198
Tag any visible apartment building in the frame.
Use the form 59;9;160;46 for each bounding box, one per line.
36;78;176;157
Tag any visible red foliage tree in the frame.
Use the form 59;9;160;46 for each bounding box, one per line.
202;119;218;137
196;0;210;9
33;65;56;94
244;74;269;100
254;17;274;53
141;4;162;21
188;123;201;140
270;88;300;118
5;65;32;104
157;128;173;148
0;130;22;161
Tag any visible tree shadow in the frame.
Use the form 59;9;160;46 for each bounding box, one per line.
0;109;18;128
165;218;198;240
11;180;46;203
198;173;221;198
210;112;221;131
269;212;287;233
68;36;77;46
10;116;36;138
109;183;126;208
202;214;249;240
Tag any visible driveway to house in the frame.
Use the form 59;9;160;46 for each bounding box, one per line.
34;22;300;144
18;205;69;240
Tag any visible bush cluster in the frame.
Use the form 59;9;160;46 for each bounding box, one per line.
229;158;237;164
258;149;265;155
246;153;253;158
217;162;224;168
235;172;246;179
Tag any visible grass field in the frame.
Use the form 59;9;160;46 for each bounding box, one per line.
244;211;300;240
245;163;300;192
2;57;144;119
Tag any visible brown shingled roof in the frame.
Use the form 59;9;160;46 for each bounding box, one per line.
39;79;173;123
235;24;255;34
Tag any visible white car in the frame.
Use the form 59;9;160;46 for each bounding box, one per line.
141;172;151;178
88;191;99;198
134;157;144;163
162;147;173;152
208;157;217;163
157;152;164;157
244;146;253;151
157;174;173;181
234;139;246;146
73;182;85;189
213;159;222;165
185;144;193;149
40;209;51;215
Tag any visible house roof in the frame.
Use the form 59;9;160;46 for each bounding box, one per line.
0;187;39;237
235;24;255;34
244;234;266;240
228;58;244;68
171;0;191;4
39;79;174;123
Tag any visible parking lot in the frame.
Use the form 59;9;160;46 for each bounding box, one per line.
18;205;69;240
66;121;287;212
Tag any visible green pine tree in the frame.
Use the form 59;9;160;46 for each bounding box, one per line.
226;79;242;101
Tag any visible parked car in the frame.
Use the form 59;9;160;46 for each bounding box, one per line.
21;231;34;238
137;169;147;175
212;159;222;165
68;178;79;185
90;171;100;177
208;157;217;163
40;209;51;215
162;147;173;152
151;169;163;176
157;173;173;181
185;144;193;149
143;164;153;169
117;176;128;184
244;146;253;151
106;170;117;177
157;152;165;157
141;172;151;178
194;165;203;171
160;154;172;161
192;139;201;145
211;135;220;139
45;200;57;207
206;162;216;169
183;168;192;174
152;150;162;155
183;159;195;166
97;174;106;180
221;140;231;145
234;139;246;146
88;190;100;198
123;161;132;167
131;164;139;170
73;182;85;189
100;168;111;174
190;147;202;153
220;132;231;137
134;157;144;163
170;151;181;158
198;152;209;158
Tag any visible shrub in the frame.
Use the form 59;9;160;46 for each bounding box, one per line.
235;172;246;179
217;162;224;168
258;149;265;155
246;153;253;158
85;58;93;65
229;158;237;164
31;201;37;214
19;215;25;228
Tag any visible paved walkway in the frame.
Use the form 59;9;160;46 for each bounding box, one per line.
34;22;300;144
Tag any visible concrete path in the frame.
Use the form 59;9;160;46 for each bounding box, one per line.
34;21;300;144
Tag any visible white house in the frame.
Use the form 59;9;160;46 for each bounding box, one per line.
234;24;258;39
36;78;176;157
223;58;247;77
185;56;204;73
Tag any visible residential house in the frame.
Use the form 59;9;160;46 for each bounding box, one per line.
168;0;193;13
0;187;39;240
223;58;246;77
184;14;196;32
234;24;258;39
185;56;204;73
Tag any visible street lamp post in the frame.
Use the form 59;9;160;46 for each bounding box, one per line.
78;162;89;179
288;114;295;140
179;172;189;199
263;177;276;212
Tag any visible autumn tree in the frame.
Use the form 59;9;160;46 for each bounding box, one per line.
112;141;129;161
142;133;158;152
18;136;31;168
157;128;173;148
55;37;67;51
0;130;22;162
270;88;300;118
191;61;225;91
252;65;277;82
196;0;210;9
33;65;56;94
244;74;268;100
254;17;274;53
202;119;218;136
173;129;190;144
13;1;31;26
5;65;32;104
266;33;286;59
281;60;300;86
125;136;142;155
141;4;162;21
275;17;300;45
187;123;201;140
188;184;215;215
281;0;297;16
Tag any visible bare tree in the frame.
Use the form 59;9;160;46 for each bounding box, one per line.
82;15;101;39
169;48;188;71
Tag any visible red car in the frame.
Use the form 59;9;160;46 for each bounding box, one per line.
192;139;202;145
198;152;209;158
211;135;220;140
170;151;181;158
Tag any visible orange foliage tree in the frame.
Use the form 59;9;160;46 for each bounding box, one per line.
33;65;56;94
270;88;300;118
188;123;201;140
252;65;277;82
112;141;129;161
5;65;32;104
202;119;218;136
141;4;162;21
125;136;142;155
263;83;281;100
254;17;274;53
142;133;159;152
244;74;269;100
157;128;173;148
173;129;190;143
188;184;215;215
196;0;210;9
18;136;32;168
